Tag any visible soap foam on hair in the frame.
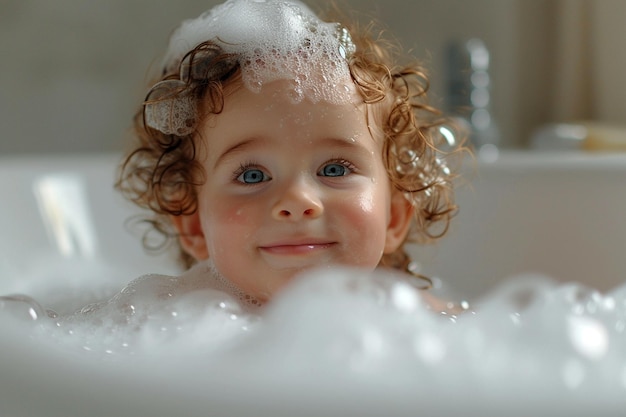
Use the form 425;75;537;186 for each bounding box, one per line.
162;0;356;104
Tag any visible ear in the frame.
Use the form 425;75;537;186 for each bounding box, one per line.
170;212;209;261
384;190;415;254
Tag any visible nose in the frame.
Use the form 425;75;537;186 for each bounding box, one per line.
272;178;324;221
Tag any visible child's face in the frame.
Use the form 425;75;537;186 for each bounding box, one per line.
173;80;413;301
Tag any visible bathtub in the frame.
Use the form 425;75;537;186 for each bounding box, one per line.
1;151;626;417
412;150;626;302
0;154;181;312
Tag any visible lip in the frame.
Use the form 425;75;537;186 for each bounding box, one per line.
259;239;337;255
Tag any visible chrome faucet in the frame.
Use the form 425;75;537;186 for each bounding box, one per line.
446;38;500;153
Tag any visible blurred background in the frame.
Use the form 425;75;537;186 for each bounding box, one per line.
1;0;625;154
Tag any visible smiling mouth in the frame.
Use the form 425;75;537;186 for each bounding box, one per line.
259;242;337;256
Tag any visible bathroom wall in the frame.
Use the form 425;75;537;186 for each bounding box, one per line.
0;0;606;155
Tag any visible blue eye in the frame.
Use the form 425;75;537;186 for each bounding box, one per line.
237;168;269;184
320;163;349;177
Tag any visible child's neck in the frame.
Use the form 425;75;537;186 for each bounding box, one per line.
200;259;264;310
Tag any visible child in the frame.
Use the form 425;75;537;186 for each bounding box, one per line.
117;0;464;307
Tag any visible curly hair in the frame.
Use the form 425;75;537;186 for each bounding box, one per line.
116;14;466;274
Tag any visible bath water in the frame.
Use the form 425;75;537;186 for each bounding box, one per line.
1;265;626;417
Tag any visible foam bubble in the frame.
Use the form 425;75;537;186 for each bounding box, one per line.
162;0;355;104
2;267;626;415
30;264;260;357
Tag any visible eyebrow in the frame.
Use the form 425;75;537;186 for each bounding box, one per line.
213;138;262;170
213;136;370;170
318;137;367;149
316;136;375;157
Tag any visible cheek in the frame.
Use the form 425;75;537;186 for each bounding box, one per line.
203;194;254;225
222;205;251;225
356;192;374;214
332;191;389;268
337;185;390;235
200;197;258;251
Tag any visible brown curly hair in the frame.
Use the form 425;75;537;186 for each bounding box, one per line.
116;13;466;274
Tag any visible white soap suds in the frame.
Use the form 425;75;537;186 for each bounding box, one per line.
2;267;626;416
162;0;355;104
143;79;197;136
33;261;261;357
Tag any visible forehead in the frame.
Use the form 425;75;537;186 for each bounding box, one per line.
197;79;383;158
212;79;366;130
